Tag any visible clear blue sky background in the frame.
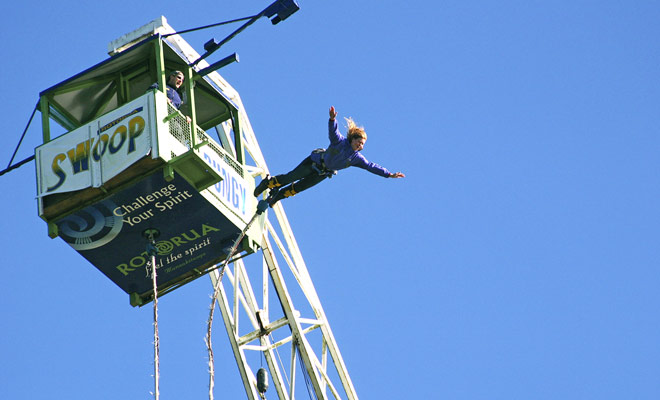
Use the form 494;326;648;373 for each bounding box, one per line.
2;1;659;399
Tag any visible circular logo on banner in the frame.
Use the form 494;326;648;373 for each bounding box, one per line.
58;200;124;251
154;240;174;255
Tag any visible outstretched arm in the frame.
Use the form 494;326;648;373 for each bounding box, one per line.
351;153;404;178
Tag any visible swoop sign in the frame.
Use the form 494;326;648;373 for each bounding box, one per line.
36;95;154;196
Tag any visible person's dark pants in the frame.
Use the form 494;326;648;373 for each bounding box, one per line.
275;156;327;194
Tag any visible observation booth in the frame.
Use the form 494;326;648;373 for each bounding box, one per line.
34;18;264;306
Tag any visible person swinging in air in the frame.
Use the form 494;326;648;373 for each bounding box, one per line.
255;106;405;207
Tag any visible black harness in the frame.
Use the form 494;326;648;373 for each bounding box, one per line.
311;149;337;178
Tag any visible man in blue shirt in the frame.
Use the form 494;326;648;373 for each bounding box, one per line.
149;70;184;109
255;106;405;207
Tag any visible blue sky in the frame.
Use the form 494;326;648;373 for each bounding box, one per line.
2;1;659;399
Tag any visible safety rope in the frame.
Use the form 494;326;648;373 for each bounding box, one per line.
207;200;268;400
145;231;160;400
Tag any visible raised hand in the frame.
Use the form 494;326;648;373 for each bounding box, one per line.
329;106;337;120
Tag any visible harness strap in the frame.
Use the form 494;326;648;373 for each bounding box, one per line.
312;151;337;178
320;151;327;169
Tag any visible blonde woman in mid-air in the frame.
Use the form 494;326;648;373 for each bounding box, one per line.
254;106;405;207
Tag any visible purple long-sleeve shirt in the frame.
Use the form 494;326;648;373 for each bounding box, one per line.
309;119;391;177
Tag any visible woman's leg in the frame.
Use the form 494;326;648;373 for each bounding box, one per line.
255;156;316;196
268;172;327;206
289;173;327;193
274;156;315;186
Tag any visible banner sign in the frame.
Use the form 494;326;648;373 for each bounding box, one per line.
36;95;153;197
55;172;241;296
199;146;250;219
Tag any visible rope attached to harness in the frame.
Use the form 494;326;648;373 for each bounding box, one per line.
206;200;268;400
